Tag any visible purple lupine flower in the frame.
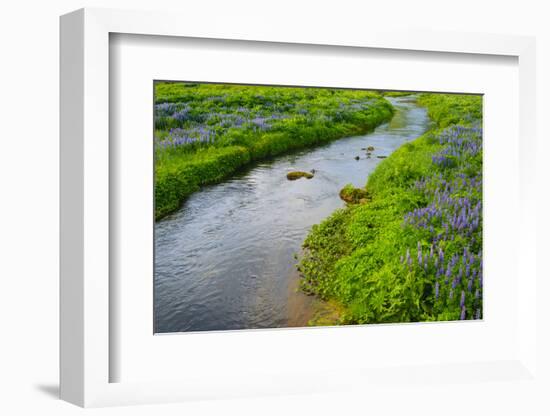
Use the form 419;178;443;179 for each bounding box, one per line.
394;124;482;317
460;306;466;320
435;282;440;300
451;255;458;268
445;263;452;278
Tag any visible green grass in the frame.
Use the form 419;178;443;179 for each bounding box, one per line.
417;93;482;128
155;146;251;219
298;93;483;324
154;82;394;220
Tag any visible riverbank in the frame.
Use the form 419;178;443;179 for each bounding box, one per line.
298;93;483;324
154;83;394;220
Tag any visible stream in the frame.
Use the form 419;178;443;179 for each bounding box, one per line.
154;96;429;333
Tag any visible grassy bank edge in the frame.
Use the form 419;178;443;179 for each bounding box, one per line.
297;93;483;325
155;99;394;220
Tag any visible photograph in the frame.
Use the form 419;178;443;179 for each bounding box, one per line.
153;82;483;333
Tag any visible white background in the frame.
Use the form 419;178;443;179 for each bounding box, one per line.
1;0;549;415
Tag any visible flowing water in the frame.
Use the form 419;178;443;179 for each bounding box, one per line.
154;96;429;333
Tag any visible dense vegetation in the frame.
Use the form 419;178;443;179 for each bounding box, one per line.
299;93;483;324
154;82;394;219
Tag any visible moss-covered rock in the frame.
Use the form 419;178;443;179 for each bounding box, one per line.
339;184;369;204
287;171;314;180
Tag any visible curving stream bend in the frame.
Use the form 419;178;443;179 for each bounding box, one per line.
154;96;429;333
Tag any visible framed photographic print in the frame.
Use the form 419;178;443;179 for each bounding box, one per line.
152;82;482;334
60;7;539;409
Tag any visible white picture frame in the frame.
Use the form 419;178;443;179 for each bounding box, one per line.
60;7;538;408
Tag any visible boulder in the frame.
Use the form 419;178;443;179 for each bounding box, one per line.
287;171;314;180
339;184;369;204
